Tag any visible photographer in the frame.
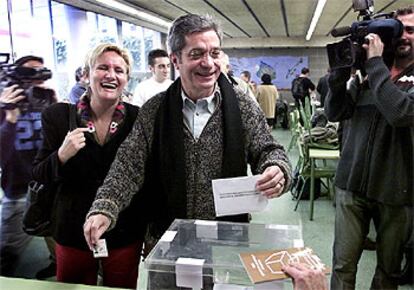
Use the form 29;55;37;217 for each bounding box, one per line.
0;55;57;277
325;5;414;289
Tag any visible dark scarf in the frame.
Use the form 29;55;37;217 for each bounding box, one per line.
145;73;248;234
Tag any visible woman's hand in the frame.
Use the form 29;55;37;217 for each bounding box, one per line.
83;214;111;250
256;165;286;199
58;127;89;164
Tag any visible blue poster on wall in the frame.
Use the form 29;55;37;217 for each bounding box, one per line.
229;56;308;90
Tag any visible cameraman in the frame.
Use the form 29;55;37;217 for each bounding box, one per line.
325;5;414;290
0;55;57;277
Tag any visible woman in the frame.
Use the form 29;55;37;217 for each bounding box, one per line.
32;43;144;288
256;73;279;129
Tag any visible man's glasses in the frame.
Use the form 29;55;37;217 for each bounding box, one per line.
187;48;222;60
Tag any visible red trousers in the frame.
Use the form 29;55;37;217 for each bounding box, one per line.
55;241;143;289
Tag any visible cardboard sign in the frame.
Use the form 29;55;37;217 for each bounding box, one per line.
239;247;330;284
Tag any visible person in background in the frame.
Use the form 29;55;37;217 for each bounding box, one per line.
325;5;414;289
240;70;257;95
291;67;315;111
0;55;57;278
256;73;279;129
132;49;173;107
32;43;144;288
68;66;88;104
83;15;291;282
316;68;330;107
220;52;256;101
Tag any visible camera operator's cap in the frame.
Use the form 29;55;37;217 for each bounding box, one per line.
14;55;44;67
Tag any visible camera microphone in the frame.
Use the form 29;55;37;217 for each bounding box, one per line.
331;26;352;37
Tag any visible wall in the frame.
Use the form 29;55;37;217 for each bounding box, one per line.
225;47;330;103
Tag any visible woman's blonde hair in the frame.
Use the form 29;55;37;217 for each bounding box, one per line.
85;43;132;79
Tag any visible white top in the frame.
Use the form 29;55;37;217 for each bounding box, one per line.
132;77;173;107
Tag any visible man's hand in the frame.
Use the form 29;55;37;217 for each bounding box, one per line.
83;214;111;251
282;263;328;290
58;127;89;164
0;84;25;123
256;165;285;199
363;33;384;59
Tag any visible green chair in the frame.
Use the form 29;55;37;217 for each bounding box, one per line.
293;98;340;219
287;110;301;153
294;133;340;220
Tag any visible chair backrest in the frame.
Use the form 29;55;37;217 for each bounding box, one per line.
296;136;311;177
289;112;296;133
289;110;301;133
298;98;312;130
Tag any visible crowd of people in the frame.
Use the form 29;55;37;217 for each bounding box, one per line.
0;4;413;290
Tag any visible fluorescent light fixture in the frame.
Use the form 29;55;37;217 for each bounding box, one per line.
96;0;171;28
305;0;327;41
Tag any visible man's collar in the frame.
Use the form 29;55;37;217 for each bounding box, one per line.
181;85;220;113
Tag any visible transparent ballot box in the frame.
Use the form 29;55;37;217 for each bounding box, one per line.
144;219;303;290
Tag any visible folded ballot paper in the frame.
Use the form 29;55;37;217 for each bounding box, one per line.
212;175;268;217
239;247;330;284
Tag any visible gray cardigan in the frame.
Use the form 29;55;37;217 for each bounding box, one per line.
88;84;292;228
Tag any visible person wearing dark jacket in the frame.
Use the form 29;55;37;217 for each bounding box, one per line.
291;67;315;110
0;55;57;277
32;43;144;288
325;5;414;290
316;69;330;107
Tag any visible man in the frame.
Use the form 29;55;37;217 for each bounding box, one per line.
132;49;173;107
316;68;330;107
84;13;291;255
0;55;57;278
325;5;414;289
240;70;257;95
291;67;315;110
68;66;87;104
220;52;256;102
283;263;328;290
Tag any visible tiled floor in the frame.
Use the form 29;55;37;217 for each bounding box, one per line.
3;127;413;289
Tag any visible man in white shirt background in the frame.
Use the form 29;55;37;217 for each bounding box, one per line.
132;49;173;107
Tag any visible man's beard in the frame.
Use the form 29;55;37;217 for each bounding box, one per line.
395;39;413;59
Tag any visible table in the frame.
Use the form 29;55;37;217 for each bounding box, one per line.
309;148;340;220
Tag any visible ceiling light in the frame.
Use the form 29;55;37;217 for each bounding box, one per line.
96;0;171;28
306;0;327;41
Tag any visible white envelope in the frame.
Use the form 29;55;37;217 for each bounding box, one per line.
212;175;268;217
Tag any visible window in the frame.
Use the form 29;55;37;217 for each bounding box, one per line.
0;0;11;56
2;0;165;100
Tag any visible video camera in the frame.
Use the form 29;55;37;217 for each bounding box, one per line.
0;53;54;112
327;0;403;70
